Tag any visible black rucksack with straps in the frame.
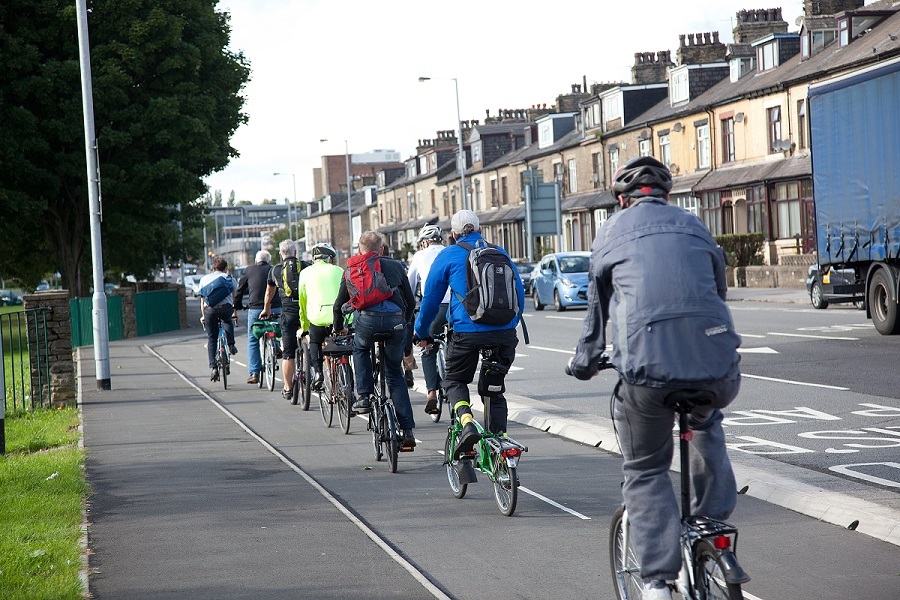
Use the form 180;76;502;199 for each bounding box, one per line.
453;240;519;325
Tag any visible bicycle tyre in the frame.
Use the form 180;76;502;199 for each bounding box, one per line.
257;342;265;389
337;362;353;434
219;346;228;390
384;403;399;473
370;407;382;461
444;429;467;499
609;506;644;600
694;541;743;600
492;456;518;516
319;359;333;427
265;338;276;392
300;341;312;410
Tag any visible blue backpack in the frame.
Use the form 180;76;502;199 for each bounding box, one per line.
199;275;234;306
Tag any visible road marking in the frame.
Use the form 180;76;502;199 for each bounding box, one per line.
528;345;576;355
742;373;849;390
830;462;900;488
737;347;779;354
738;333;766;338
436;449;591;519
767;332;859;341
545;316;584;321
146;345;451;600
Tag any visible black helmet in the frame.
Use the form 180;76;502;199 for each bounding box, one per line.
611;156;673;199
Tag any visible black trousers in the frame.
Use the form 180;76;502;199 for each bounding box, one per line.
307;323;330;370
443;328;517;434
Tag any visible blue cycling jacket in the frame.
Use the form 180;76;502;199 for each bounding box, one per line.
415;232;525;339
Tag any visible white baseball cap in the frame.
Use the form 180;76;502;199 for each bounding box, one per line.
451;209;479;234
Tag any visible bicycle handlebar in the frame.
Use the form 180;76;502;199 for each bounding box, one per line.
564;354;614;378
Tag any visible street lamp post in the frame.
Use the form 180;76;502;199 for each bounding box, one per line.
273;172;297;239
418;76;467;211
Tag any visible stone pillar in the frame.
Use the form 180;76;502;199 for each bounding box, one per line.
22;290;76;408
111;287;137;339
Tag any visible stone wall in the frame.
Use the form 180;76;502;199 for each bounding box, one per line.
22;290;76;408
742;265;809;288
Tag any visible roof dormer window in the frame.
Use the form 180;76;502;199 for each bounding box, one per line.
729;56;755;82
758;41;778;71
669;67;689;105
839;18;849;46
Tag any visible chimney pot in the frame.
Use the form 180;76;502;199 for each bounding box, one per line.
679;33;686;47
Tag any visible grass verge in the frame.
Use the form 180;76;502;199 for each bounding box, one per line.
0;407;87;599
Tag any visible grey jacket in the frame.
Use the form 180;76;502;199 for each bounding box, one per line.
571;196;741;386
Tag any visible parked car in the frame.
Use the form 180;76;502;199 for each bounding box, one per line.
806;264;865;309
35;281;50;292
513;261;536;294
531;252;591;311
183;275;203;298
0;289;23;306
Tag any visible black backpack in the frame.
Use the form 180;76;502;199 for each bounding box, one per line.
279;257;308;299
453;241;519;325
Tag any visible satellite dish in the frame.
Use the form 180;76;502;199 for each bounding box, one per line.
795;16;803;26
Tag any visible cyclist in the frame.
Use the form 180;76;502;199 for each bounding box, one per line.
407;224;450;414
333;231;417;448
414;210;524;457
261;239;310;400
298;243;344;389
567;156;741;600
234;249;281;385
198;257;238;381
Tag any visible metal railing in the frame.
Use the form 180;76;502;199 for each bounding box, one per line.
1;307;52;414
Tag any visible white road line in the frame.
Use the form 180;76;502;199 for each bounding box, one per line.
737;347;779;354
146;345;451;600
436;450;590;519
738;333;766;338
528;345;576;355
545;316;585;321
742;373;849;390
767;332;859;341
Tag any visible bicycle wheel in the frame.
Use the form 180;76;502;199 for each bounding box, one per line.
492;455;518;516
609;506;644;600
337;362;353;434
694;541;743;600
444;429;467;499
265;338;276;392
219;346;228;390
319;373;334;427
300;340;312;410
370;406;383;461
430;347;446;423
384;403;399;473
257;340;265;389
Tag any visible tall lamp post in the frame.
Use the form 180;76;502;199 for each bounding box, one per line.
418;76;467;211
320;139;354;262
273;172;297;239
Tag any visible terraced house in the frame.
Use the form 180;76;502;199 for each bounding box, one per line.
305;0;900;266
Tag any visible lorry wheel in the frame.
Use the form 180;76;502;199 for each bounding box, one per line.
810;282;829;309
868;270;900;334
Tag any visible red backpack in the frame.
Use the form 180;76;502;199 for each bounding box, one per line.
344;251;395;310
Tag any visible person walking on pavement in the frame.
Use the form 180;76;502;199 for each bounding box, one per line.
333;231;417;448
414;210;525;457
407;224;450;414
234;250;281;385
567;156;742;600
298;243;344;389
261;239;310;400
199;257;239;381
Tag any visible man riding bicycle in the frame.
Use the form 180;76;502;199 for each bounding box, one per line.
333;231;417;448
198;257;238;381
407;224;451;414
261;239;310;400
234;249;281;385
567;156;742;600
414;210;525;458
298;243;344;389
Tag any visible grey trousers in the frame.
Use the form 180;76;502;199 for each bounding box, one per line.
614;376;740;582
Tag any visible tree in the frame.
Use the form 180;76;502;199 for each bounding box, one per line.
0;0;250;296
228;190;235;206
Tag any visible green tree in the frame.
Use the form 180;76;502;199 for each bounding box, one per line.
0;0;250;296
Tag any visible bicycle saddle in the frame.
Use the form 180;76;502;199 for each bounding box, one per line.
372;332;393;342
663;389;715;413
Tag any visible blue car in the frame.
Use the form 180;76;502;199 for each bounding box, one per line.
531;252;590;311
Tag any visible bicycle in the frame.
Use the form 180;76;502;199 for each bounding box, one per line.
292;333;312;410
319;333;355;432
421;324;449;423
206;320;231;390
443;345;527;516
251;318;280;392
368;332;413;473
576;363;750;600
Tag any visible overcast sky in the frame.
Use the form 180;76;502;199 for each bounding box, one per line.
205;0;808;206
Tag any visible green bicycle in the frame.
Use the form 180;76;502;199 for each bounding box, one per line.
443;345;527;516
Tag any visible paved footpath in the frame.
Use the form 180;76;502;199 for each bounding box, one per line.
80;329;441;600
